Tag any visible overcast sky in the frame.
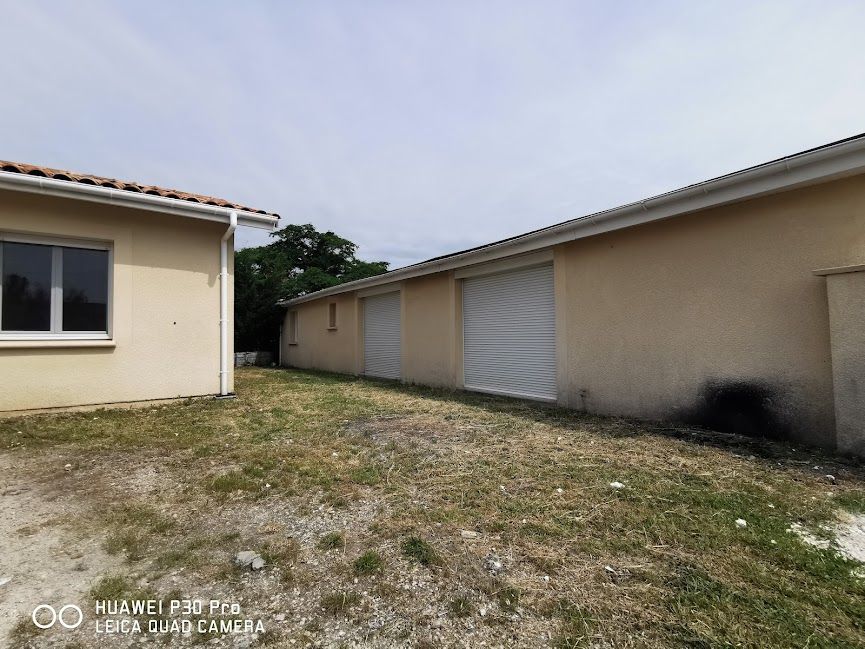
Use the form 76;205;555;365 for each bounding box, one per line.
2;1;864;267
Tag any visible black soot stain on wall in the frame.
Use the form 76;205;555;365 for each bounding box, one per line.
684;379;792;439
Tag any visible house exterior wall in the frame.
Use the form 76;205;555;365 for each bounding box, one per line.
557;177;865;448
286;292;359;375
282;175;865;451
0;190;232;411
283;274;458;385
401;272;456;387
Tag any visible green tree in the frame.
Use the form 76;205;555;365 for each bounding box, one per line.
235;224;388;353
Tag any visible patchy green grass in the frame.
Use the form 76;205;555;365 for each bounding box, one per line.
107;503;175;533
3;367;865;648
104;529;147;561
401;536;439;567
101;503;177;562
448;595;474;618
320;591;361;617
350;465;382;486
154;539;208;570
89;574;134;601
496;584;520;613
353;550;384;576
208;470;261;494
318;532;346;551
9;616;40;644
836;490;865;514
260;537;300;569
552;599;595;649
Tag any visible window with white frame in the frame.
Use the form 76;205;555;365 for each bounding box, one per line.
0;236;111;338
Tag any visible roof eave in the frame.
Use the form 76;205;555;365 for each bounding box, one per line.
280;133;865;306
0;170;278;230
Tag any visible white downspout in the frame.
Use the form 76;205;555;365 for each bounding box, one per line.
278;323;283;367
219;211;238;396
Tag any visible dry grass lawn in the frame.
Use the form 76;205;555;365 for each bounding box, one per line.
2;367;865;648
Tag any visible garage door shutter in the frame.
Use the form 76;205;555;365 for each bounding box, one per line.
363;292;401;379
463;264;556;400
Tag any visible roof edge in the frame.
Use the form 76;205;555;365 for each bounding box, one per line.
0;170;279;230
813;263;865;276
281;133;865;306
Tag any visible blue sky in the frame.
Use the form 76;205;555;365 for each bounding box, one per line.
2;1;864;267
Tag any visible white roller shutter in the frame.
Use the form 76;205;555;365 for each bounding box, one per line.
363;292;401;379
463;264;556;401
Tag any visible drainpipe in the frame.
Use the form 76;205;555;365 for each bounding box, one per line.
278;323;283;367
219;211;238;396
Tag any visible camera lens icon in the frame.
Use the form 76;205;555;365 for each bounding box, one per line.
32;604;83;630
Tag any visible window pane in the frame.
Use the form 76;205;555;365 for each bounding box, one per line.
62;247;108;332
1;242;52;331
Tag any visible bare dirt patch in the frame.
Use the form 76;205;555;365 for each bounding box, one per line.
0;453;122;645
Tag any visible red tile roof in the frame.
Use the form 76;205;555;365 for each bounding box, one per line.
0;160;278;218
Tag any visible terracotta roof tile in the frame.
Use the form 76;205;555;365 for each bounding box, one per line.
0;160;278;218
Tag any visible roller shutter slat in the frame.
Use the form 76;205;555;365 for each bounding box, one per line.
363;292;401;379
463;265;556;400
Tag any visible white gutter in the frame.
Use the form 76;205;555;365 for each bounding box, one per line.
219;211;238;396
0;170;278;230
281;133;865;306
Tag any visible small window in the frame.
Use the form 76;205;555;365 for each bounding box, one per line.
287;311;298;344
0;238;110;338
328;302;337;329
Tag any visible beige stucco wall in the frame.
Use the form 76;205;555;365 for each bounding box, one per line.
401;272;456;387
557;176;865;448
283;273;459;386
284;292;359;375
0;189;232;411
823;269;865;455
282;175;865;450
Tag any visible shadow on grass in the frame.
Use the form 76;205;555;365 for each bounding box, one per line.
272;366;865;475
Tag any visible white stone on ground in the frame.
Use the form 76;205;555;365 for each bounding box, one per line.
235;550;266;570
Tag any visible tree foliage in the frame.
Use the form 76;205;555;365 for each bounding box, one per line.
235;224;388;353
